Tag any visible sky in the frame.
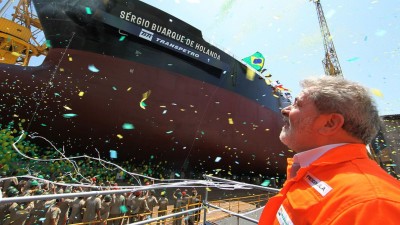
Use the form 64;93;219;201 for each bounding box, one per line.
142;0;400;116
1;0;399;116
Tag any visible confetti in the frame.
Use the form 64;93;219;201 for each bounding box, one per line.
63;113;77;118
140;90;151;109
110;150;117;159
162;110;167;114
245;68;256;81
45;40;51;47
122;123;135;130
63;106;72;110
370;88;383;97
228;118;234;124
166;130;173;134
85;7;92;15
88;64;99;72
215;157;222;162
346;57;360;62
78;91;85;97
261;180;270;186
117;134;123;139
119;36;126;41
11;52;21;57
375;29;387;37
68;57;73;61
120;205;128;213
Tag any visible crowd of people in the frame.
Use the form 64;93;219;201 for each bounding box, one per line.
0;173;202;225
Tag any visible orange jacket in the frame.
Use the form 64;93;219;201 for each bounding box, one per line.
258;144;400;225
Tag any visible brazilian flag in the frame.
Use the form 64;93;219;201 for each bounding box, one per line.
242;52;265;71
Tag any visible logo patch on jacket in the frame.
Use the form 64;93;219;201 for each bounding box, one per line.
304;172;332;197
277;205;294;225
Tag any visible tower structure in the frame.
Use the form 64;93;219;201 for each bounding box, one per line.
312;0;343;77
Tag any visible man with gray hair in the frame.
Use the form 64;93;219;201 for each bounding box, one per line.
258;76;400;224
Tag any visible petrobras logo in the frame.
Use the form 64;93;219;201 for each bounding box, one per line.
139;29;153;41
304;172;332;197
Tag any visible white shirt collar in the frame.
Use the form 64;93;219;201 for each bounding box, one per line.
293;143;347;167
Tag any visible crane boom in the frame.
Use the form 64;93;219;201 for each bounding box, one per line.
0;0;47;66
312;0;343;77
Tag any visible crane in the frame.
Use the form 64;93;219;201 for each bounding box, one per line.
0;0;47;66
311;0;343;77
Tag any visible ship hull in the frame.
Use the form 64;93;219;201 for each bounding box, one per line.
0;0;291;178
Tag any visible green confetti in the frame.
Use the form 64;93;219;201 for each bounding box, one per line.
63;113;77;118
120;205;128;213
119;36;126;41
85;7;92;15
261;180;270;186
140;102;147;108
346;57;360;62
45;40;51;48
166;130;173;134
122;123;135;130
40;124;47;127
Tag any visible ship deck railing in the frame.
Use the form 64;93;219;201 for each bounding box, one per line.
0;175;280;225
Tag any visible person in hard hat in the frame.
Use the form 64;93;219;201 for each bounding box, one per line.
67;193;85;224
26;189;48;225
146;190;158;217
82;189;101;224
157;191;169;225
258;76;400;225
188;189;201;224
172;191;184;225
108;184;126;225
43;198;62;225
1;171;18;193
99;195;112;225
23;179;40;196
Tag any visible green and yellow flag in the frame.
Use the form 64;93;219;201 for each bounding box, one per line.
242;52;265;71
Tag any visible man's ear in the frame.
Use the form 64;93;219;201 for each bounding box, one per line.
319;113;345;135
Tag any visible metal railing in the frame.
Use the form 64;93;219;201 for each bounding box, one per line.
0;175;280;225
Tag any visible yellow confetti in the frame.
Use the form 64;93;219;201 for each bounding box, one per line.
59;68;64;72
140;90;151;109
11;52;21;57
273;94;279;98
117;134;123;139
78;91;84;97
127;87;132;91
63;105;72;110
206;187;212;191
228;118;234;124
265;78;272;85
245;68;256;81
370;88;383;97
68;57;73;61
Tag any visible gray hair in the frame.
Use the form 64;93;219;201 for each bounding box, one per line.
301;76;381;144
